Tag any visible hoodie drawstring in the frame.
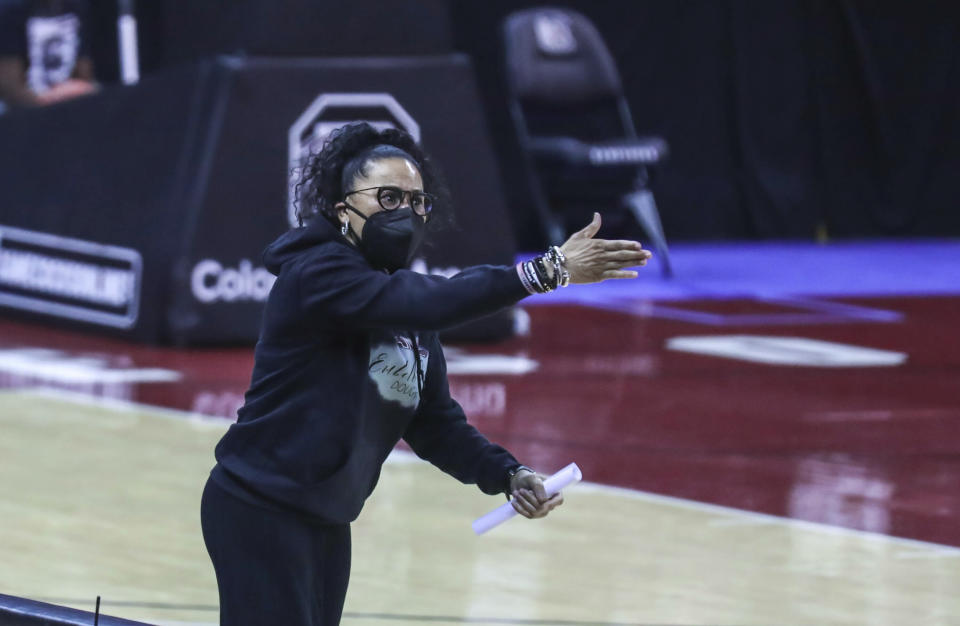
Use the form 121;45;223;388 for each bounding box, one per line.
409;332;425;401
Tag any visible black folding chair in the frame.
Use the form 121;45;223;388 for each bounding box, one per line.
502;7;673;276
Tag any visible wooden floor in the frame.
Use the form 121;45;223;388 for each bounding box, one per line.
2;389;959;626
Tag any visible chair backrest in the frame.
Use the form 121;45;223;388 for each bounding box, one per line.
502;7;633;141
503;7;623;107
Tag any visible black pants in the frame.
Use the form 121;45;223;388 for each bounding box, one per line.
200;477;351;625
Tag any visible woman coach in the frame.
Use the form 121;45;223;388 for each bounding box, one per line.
200;122;651;625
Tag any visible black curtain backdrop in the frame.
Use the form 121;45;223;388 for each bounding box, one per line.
84;1;960;242
450;0;960;244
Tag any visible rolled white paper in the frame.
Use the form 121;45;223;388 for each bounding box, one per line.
472;462;582;535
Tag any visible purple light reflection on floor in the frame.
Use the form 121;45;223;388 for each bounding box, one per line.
518;239;960;302
517;239;958;325
646;297;903;326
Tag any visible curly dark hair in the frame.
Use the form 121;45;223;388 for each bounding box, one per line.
294;122;451;232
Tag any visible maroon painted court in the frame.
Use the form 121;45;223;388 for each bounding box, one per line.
2;292;957;547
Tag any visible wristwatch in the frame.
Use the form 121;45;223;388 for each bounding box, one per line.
505;464;536;498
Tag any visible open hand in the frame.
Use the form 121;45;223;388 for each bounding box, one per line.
509;469;564;519
560;212;652;283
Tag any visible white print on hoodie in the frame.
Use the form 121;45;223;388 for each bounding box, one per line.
367;335;429;409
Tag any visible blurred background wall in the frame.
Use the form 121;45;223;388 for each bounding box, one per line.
75;0;960;245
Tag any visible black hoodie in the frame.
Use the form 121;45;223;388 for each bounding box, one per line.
210;217;530;523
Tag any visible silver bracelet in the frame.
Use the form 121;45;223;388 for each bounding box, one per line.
547;246;570;287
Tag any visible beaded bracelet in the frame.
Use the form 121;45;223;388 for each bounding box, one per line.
532;255;558;291
516;246;570;295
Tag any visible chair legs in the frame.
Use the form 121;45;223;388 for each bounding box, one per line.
623;189;673;277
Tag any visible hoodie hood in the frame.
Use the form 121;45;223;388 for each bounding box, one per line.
262;217;346;275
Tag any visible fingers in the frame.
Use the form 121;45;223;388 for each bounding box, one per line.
602;249;651;263
510;498;528;517
519;489;541;512
604;259;650;271
531;477;548;503
596;245;651;275
511;490;539;518
601;239;644;252
570;212;601;240
512;489;565;519
602;269;639;280
597;248;650;275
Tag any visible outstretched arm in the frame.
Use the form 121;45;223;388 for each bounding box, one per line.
299;247;530;331
300;214;651;331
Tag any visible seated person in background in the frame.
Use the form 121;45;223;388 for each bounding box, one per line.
0;0;96;110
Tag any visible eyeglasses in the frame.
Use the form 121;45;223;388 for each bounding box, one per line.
345;186;434;216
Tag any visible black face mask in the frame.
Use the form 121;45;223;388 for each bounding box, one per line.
345;204;426;272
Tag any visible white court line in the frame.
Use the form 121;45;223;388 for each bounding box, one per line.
0;348;182;383
383;449;960;556
894;550;960;560
0;387;229;429
6;386;960;557
706;517;782;527
572;477;960;557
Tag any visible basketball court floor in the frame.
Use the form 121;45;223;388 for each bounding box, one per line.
1;240;958;625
